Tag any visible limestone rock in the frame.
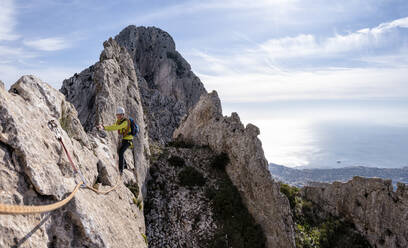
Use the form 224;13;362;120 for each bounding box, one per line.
173;91;296;248
145;147;217;248
0;80;4;90
61;38;150;196
303;176;408;248
0;76;147;248
115;25;207;144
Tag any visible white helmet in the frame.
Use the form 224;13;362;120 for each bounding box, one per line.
116;107;125;115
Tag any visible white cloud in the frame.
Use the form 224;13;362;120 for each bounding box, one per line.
185;17;408;103
131;0;299;24
258;34;318;58
0;0;19;41
23;37;71;51
0;45;25;57
187;0;299;10
198;66;408;102
256;16;408;59
188;16;408;78
0;45;38;60
374;16;408;31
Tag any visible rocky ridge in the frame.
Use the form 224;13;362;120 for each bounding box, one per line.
61;38;150;195
303;176;408;248
174;91;296;248
1;24;406;248
115;25;207;144
0;75;147;247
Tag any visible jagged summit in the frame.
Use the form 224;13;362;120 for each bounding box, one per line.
63;25;207;145
115;25;207;144
116;25;177;72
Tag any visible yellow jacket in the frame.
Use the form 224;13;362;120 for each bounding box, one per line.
103;119;133;141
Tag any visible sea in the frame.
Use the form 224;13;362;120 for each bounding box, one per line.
225;99;408;169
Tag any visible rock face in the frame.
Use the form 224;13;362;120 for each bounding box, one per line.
60;38;150;195
173;91;296;248
145;144;267;248
0;75;147;247
303;176;408;248
145;147;217;247
115;25;207;144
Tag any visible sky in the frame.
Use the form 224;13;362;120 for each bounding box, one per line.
1;0;408;165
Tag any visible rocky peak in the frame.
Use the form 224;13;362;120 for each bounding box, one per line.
61;38;150;189
115;25;207;144
174;91;296;248
99;37;127;61
115;25;176;83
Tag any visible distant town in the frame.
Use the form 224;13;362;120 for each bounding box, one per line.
269;163;408;188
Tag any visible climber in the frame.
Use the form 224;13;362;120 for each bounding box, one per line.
97;107;132;176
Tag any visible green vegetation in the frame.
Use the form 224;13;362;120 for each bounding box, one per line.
148;142;164;163
207;177;266;248
59;102;73;137
144;148;266;247
166;139;194;148
126;183;139;198
280;182;301;209
279;183;371;248
129;183;143;210
205;152;266;248
59;116;69;134
136;199;143;210
168;155;185;167
211;152;230;170
92;182;100;190
141;233;148;244
92;176;101;190
178;166;206;188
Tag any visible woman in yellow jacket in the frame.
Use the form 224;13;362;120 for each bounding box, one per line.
97;107;132;175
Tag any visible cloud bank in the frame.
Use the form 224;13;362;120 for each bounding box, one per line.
23;37;71;51
188;17;408;102
0;0;19;41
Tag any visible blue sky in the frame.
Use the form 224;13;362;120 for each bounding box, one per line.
1;0;408;164
1;0;407;100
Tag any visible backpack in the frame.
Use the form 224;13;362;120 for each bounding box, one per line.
129;118;139;137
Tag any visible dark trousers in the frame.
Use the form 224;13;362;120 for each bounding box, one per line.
118;140;131;173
